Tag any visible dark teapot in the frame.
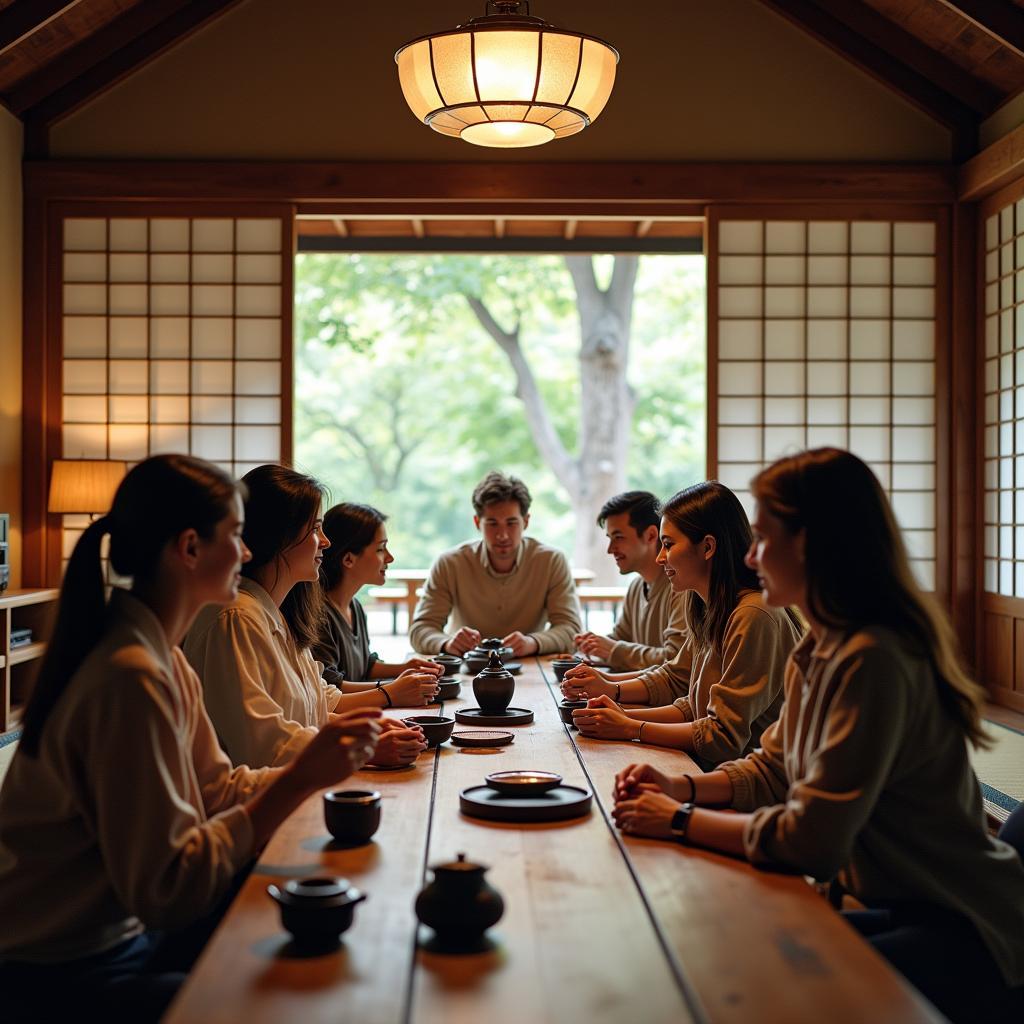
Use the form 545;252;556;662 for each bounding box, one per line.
472;651;515;713
414;852;504;951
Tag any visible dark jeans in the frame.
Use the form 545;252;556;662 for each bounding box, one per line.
0;861;252;1024
844;904;1024;1023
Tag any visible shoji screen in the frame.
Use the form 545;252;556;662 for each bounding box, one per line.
58;210;292;566
980;188;1024;709
709;209;942;592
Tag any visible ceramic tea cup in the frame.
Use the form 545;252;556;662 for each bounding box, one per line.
434;679;462;702
552;659;579;681
267;876;366;948
432;654;462;677
402;715;455;748
559;698;587;726
323;789;382;845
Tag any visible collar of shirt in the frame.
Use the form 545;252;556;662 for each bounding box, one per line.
108;587;177;679
644;571;669;602
238;576;287;637
791;624;845;674
476;538;525;578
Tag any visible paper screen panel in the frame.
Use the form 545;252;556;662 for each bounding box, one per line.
60;214;288;568
983;197;1024;598
714;216;937;590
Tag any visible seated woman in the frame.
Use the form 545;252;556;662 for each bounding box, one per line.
612;449;1024;1023
0;455;380;1023
184;465;438;769
563;481;802;768
315;503;440;684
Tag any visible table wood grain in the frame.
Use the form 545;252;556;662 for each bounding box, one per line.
165;660;942;1024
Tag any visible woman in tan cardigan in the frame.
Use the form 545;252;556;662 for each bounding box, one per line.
0;455;380;1023
612;449;1024;1022
184;465;439;769
564;481;802;768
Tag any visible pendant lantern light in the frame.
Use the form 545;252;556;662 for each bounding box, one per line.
395;1;619;149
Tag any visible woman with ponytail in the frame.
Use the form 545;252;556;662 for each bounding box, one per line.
184;465;438;770
0;455;381;1022
612;449;1024;1022
563;482;802;767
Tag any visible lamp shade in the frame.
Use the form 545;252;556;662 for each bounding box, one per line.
48;460;127;515
396;4;618;148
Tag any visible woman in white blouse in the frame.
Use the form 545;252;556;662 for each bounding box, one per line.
612;449;1024;1022
184;464;438;769
0;454;380;1023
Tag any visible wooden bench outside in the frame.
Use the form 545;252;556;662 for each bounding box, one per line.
368;586;422;634
577;584;628;629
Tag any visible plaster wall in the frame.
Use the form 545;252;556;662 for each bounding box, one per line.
981;92;1024;150
50;0;951;161
0;107;21;589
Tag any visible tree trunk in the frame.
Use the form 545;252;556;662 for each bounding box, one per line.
566;256;638;584
464;255;639;586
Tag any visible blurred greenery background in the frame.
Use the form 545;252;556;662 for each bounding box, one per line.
294;252;706;571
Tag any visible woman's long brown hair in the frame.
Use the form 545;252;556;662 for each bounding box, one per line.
752;448;990;749
662;481;766;656
240;465;327;652
21;454;239;756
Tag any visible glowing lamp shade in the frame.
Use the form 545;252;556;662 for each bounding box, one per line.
396;4;618;148
48;460;127;515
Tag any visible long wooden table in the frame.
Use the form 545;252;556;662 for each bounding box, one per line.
165;660;942;1023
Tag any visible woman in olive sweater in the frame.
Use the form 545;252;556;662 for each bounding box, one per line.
612;449;1024;1023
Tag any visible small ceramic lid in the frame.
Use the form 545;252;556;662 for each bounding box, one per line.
273;877;362;906
476;651;511;677
433;851;487;875
478;638;505;650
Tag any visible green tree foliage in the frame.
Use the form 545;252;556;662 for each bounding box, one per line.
294;252;704;568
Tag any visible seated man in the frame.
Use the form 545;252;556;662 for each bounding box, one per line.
410;471;582;657
574;490;687;670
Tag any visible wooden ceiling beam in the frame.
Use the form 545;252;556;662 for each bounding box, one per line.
12;0;246;130
934;1;1024;61
755;0;979;153
0;0;84;58
815;0;1001;115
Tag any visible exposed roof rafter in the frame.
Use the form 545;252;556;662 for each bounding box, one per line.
756;0;980;154
0;0;85;58
14;0;246;143
934;0;1024;60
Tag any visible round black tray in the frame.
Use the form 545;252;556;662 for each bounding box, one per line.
450;729;515;748
459;784;592;823
455;707;534;727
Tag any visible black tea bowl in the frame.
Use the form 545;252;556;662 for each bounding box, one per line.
403;715;455;748
432;654;463;677
552;659;579;682
434;679;462;702
559;698;588;726
267;876;367;949
323;790;382;845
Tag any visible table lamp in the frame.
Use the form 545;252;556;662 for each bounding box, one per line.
47;459;127;518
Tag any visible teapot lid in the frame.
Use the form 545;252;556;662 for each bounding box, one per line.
432;851;487;875
479;637;504;650
283;876;354;901
476;650;510;675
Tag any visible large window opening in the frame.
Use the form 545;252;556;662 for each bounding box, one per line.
293;249;706;585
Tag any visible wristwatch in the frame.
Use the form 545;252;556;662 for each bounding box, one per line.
670;803;695;842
